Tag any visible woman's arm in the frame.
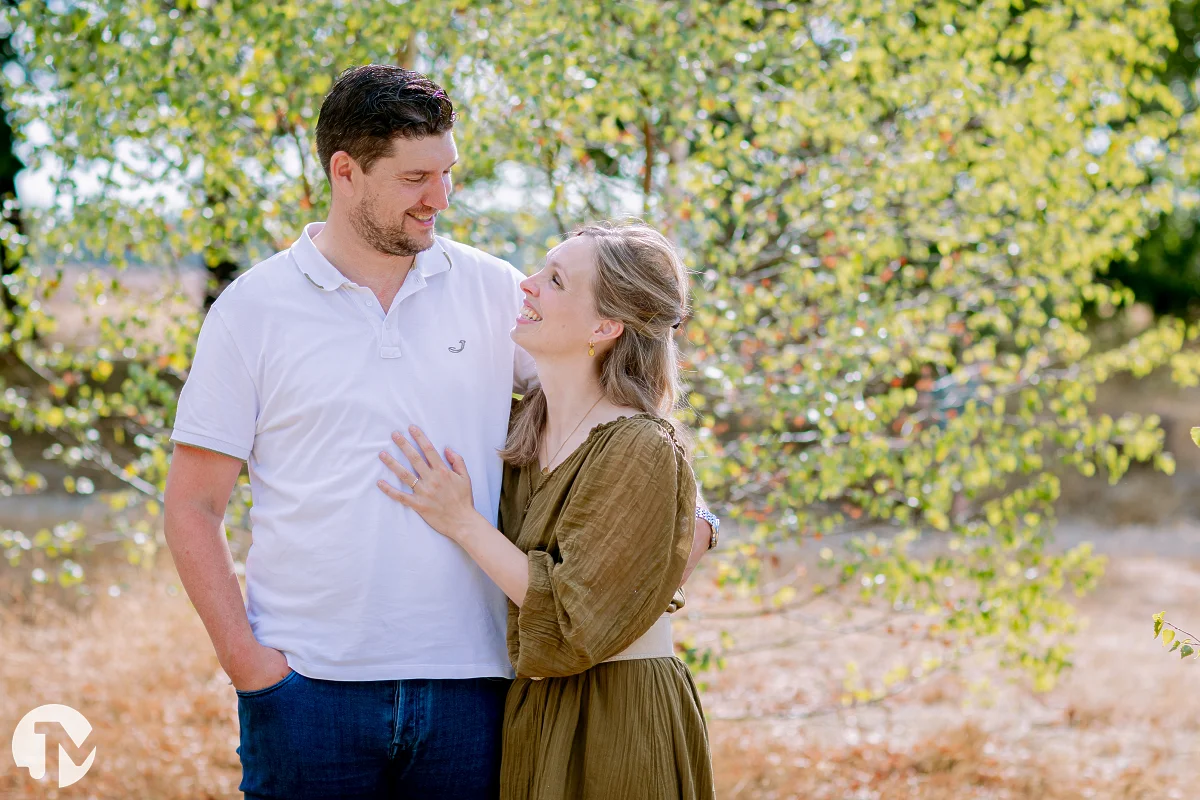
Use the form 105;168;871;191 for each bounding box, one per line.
448;514;529;606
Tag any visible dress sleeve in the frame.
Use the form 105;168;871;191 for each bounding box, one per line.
513;420;695;678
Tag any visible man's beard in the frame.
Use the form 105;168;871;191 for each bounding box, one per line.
350;192;433;258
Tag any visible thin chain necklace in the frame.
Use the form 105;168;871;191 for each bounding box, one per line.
541;394;605;476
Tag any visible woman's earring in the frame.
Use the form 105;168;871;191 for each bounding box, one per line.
588;341;595;357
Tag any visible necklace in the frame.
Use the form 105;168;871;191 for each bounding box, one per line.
541;394;605;475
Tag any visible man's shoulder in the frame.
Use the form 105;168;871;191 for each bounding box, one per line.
211;248;300;311
436;236;524;284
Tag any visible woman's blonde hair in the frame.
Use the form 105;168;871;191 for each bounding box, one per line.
500;219;690;466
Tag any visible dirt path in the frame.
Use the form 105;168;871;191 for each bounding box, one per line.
694;524;1200;798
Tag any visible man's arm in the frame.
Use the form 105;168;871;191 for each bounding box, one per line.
682;493;715;585
164;443;289;692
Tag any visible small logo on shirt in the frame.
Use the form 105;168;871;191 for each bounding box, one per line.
449;340;466;353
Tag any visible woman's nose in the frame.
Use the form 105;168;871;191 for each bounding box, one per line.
520;277;538;296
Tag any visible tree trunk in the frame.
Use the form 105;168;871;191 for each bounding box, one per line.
0;4;25;315
203;255;242;309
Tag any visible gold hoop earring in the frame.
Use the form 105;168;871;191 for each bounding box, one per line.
588;341;595;357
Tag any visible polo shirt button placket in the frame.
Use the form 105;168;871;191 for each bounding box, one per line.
380;316;402;359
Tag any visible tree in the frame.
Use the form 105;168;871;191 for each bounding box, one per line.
8;0;1200;705
0;0;26;313
1105;0;1200;315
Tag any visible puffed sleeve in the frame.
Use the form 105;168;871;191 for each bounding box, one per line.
513;420;695;678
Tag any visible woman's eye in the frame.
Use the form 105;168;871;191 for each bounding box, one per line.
551;275;562;287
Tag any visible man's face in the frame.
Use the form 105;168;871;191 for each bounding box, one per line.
350;131;457;257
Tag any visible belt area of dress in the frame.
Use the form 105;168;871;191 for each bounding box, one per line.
528;614;674;680
601;613;674;663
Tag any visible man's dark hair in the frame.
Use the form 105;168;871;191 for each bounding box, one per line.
315;65;456;179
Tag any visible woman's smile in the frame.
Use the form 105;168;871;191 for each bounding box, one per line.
517;302;543;325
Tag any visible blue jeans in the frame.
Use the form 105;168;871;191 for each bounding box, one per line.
236;671;509;799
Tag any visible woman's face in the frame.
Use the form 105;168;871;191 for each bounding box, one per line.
512;235;617;360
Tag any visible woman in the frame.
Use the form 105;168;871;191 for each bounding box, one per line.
376;219;714;799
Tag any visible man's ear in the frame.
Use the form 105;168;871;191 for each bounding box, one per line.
327;151;361;201
593;319;624;344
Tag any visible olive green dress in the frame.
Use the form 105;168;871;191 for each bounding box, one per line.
496;413;715;800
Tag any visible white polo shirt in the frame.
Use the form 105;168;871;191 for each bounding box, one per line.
171;222;535;681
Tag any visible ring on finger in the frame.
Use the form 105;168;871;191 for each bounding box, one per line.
409;476;420;489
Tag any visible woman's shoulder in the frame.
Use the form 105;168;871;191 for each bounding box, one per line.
566;414;695;520
588;412;685;463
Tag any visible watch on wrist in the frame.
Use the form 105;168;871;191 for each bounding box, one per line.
695;507;720;550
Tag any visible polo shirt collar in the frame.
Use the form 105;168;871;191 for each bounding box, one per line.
415;239;454;278
291;221;453;291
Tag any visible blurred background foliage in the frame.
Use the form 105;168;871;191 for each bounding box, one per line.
1104;0;1200;315
2;0;1200;706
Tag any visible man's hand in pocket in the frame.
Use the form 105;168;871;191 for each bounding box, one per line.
228;642;292;693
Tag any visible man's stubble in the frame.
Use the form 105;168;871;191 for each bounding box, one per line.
349;188;435;258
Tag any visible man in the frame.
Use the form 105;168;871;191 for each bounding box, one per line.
163;65;713;799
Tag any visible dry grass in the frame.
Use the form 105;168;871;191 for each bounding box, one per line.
693;548;1200;799
34;263;206;348
0;554;240;799
1;536;1198;799
710;721;1179;799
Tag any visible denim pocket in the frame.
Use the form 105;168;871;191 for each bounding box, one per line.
235;669;299;698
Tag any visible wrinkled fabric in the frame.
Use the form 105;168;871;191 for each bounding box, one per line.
497;414;715;800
